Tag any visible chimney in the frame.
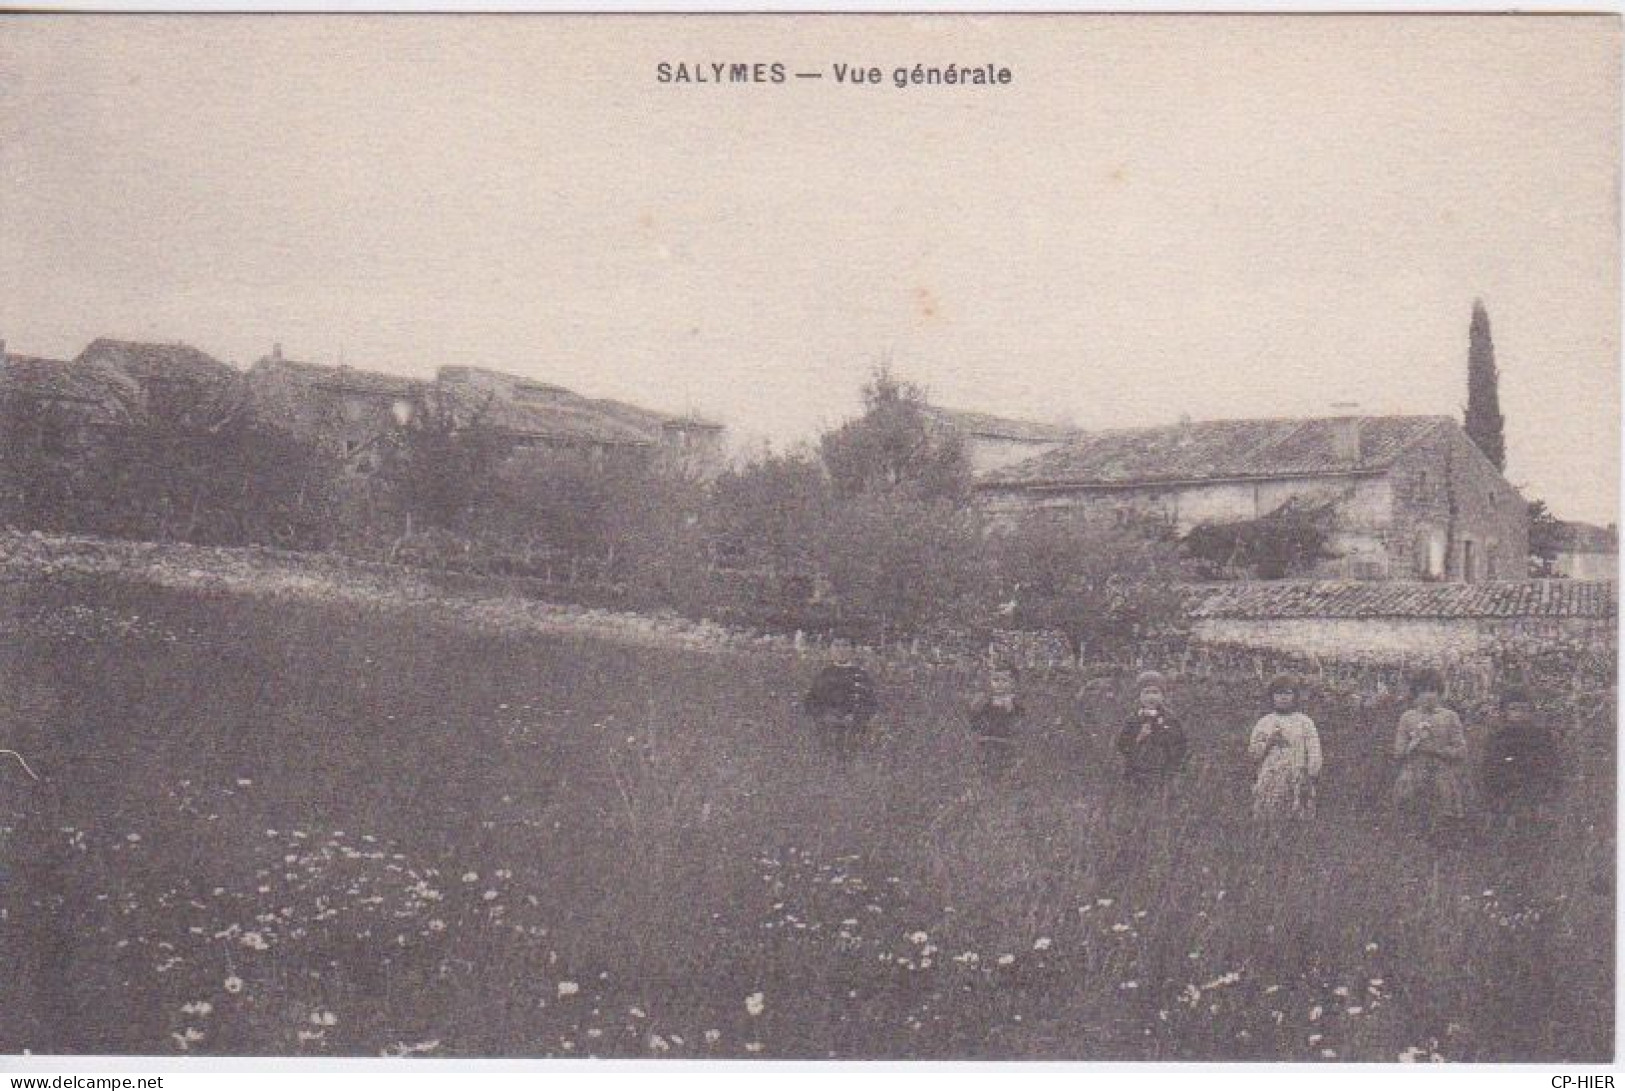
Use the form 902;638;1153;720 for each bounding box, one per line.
1330;402;1362;465
271;342;283;361
0;338;7;361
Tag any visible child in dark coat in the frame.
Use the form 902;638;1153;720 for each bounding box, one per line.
1482;686;1560;832
802;637;879;757
1115;670;1188;787
968;664;1024;783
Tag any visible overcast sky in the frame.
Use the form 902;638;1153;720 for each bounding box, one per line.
1;15;1618;522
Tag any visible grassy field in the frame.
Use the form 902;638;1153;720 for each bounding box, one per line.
0;573;1613;1061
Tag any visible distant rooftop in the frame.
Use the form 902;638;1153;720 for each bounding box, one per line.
922;406;1081;444
983;415;1457;489
1189;579;1616;620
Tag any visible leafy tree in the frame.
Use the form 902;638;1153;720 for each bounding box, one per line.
1465;299;1506;472
374;387;515;538
706;449;831;574
813;493;990;644
819;365;971;504
989;511;1186;663
1181;497;1342;580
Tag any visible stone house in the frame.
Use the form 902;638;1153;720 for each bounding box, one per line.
1188;578;1614;665
244;347;421;475
75;338;244;429
979;414;1528;582
0;342;143;453
920;406;1081;476
1552;521;1617;581
436;366;726;478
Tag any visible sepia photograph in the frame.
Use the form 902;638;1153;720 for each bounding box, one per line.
0;12;1617;1066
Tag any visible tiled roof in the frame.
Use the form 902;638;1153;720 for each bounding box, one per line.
0;353;142;425
440;385;655;447
253;357;419;398
982;415;1453;488
78;338;238;388
1188;579;1616;620
924;406;1081;444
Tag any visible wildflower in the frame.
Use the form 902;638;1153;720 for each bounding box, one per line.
1320;1049;1337;1059
310;1011;338;1026
1365;942;1380;953
996;954;1015;966
630;1007;647;1019
240;931;269;951
126;833;141;843
1111;923;1131;933
428;919;446;932
745;992;765;1016
557;981;580;997
744;1042;764;1053
1033;937;1052;951
1308;1005;1323;1022
462;872;479;883
1308;1033;1323;1045
223;976;244;995
1333;986;1350;998
1096;898;1114;907
483;890;499;901
648;1034;670;1052
908;931;928;944
705;1030;721;1044
1121;981;1139;990
1347;1006;1365;1016
180;1001;213;1016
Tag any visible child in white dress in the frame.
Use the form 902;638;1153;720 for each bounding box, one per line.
1247;674;1323;820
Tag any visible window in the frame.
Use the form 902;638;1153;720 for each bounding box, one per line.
1461;540;1478;583
1414;527;1446;579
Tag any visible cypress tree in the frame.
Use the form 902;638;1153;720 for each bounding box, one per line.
1465;299;1506;471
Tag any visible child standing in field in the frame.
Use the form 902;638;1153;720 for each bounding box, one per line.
1392;668;1470;835
968;663;1024;783
802;636;880;760
1481;685;1561;834
1115;670;1188;788
1246;674;1322;820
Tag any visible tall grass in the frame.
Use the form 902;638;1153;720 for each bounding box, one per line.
0;574;1612;1060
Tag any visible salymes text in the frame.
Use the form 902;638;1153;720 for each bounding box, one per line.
655;62;1014;89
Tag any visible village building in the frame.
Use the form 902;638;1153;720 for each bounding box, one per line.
436;366;726;478
244;347;422;475
920;406;1081;476
979;414;1528;582
1551;520;1618;581
75;338;244;429
0;341;143;452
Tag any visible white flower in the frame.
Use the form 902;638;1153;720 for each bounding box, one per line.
1309;1005;1323;1022
704;1029;721;1044
557;981;580;997
223;976;244;995
462;872;479;883
240;931;269;951
648;1034;669;1052
745;992;765;1016
180;1001;213;1016
744;1042;764;1053
310;1010;338;1026
1033;937;1052;951
996;954;1015;966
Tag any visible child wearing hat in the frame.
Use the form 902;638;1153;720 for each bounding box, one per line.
1115;670;1188;786
1481;685;1560;832
1247;674;1323;820
1392;668;1470;834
